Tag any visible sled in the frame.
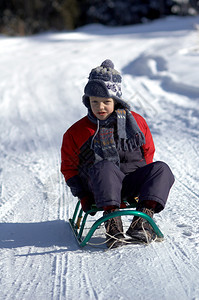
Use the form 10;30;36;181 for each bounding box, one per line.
69;199;164;247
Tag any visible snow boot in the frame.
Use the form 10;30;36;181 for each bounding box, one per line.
126;207;156;243
104;209;125;249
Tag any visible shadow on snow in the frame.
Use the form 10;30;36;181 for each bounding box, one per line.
0;220;80;252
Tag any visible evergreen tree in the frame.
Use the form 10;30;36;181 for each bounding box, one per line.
81;0;173;26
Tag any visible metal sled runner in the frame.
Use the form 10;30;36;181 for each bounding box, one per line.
69;200;164;247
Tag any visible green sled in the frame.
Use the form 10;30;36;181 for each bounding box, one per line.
69;200;164;247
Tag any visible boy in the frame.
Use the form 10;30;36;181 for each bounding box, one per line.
61;59;175;248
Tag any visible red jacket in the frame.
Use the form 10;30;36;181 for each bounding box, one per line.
61;112;155;196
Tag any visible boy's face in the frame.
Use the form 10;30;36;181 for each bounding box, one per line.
90;96;115;120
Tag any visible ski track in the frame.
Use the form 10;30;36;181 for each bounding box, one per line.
0;16;199;300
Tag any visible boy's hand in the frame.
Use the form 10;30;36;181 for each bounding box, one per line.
80;196;96;216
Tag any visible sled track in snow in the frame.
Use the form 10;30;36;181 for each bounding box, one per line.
50;170;71;300
65;254;99;299
0;114;71;299
3;250;43;300
123;75;161;119
120;74;199;298
52;254;68;299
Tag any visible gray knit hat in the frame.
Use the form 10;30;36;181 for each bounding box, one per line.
82;59;130;110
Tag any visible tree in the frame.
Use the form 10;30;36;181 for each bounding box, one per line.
0;0;80;35
80;0;174;26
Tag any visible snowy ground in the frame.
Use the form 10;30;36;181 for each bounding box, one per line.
0;16;199;300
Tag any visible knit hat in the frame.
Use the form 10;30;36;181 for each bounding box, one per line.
83;59;130;110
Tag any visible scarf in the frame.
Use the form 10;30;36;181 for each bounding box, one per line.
87;107;145;167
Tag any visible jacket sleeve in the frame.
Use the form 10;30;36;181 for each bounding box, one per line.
61;131;87;198
142;122;155;164
132;112;155;164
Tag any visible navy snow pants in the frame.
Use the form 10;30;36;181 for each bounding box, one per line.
87;161;175;213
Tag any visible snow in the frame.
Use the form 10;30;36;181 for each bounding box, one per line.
0;15;199;300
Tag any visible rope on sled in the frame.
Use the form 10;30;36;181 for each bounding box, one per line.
105;231;151;250
87;229;157;249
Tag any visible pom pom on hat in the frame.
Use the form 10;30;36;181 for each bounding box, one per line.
101;59;114;69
